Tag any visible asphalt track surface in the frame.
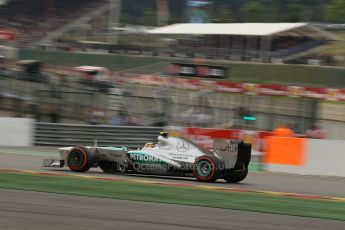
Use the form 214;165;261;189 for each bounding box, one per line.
0;148;344;197
1;189;344;230
0;147;344;230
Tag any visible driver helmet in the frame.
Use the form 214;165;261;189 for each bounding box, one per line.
159;131;168;138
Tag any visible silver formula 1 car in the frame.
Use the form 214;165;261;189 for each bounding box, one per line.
43;132;251;183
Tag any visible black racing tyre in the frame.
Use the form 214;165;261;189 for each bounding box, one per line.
67;146;93;172
99;160;118;173
223;167;248;183
193;155;221;183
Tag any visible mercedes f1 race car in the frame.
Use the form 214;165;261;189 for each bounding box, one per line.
43;132;251;183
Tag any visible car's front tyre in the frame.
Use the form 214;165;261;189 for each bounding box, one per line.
67;146;93;172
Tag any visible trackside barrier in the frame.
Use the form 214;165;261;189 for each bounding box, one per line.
265;137;345;177
34;122;162;147
265;137;306;166
41;64;345;102
0;117;34;146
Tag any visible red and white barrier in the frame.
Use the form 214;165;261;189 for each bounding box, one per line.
36;64;345;102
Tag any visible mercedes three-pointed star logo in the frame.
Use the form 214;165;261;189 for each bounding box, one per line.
176;141;189;152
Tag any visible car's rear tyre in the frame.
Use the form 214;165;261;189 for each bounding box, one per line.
67;146;93;172
193;155;221;182
223;167;248;183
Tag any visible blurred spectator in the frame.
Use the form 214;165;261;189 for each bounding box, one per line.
126;113;140;126
305;124;327;139
109;110;140;126
109;110;127;126
90;109;105;125
50;111;60;123
272;123;294;137
192;111;212;127
152;111;165;127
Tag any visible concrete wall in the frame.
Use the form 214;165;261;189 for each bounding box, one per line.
319;120;345;140
0;117;34;146
266;138;345;177
306;139;345;177
319;101;345;140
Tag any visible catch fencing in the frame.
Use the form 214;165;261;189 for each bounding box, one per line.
2;65;340;137
0;75;318;132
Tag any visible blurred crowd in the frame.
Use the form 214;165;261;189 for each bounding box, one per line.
271;36;312;51
0;0;107;47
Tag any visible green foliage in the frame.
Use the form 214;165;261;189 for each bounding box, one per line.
141;7;157;26
283;0;304;22
120;0;341;24
214;4;233;23
260;1;283;22
241;1;265;22
324;0;345;23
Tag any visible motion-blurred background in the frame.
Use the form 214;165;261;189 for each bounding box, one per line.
0;0;345;144
1;3;345;229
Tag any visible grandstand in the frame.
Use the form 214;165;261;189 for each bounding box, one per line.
147;23;342;64
42;22;342;66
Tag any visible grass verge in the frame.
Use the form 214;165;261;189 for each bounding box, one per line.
0;172;344;221
20;49;345;87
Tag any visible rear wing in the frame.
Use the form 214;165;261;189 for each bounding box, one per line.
213;139;251;169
